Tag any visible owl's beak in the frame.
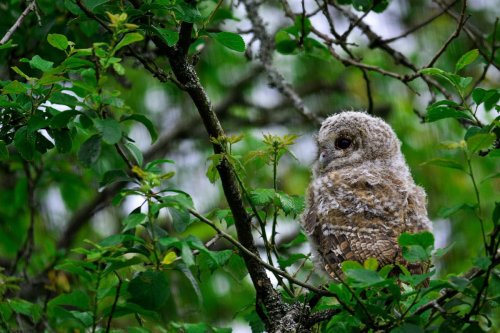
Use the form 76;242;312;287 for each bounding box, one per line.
318;152;329;170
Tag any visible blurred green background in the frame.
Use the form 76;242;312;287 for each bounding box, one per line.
0;0;498;330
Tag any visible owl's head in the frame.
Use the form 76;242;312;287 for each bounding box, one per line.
315;111;402;174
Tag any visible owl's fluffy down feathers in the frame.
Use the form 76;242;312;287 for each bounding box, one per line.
302;112;431;279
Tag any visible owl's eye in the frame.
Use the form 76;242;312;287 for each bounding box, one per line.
335;137;352;149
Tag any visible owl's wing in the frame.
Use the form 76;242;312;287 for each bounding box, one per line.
302;185;318;235
306;169;414;278
406;185;432;233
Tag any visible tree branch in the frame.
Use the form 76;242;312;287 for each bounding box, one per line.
242;0;322;125
0;1;37;45
152;21;288;330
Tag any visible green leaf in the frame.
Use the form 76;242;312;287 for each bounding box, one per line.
123;142;143;166
145;159;175;171
52;129;73;153
0;140;8;160
420;68;462;89
78;134;102;167
483;90;500;110
421;158;465;172
50;91;80;107
279;232;307;250
35;132;54;154
170;207;191;233
9;299;39;318
390;323;425;333
466;133;496;153
114;32;144;52
99;234;145;248
277;192;304;216
50;110;82;128
158;236;180;249
249;188;275;206
277;253;307;269
178;264;203;305
448;275;470;291
113;62;125;75
2;80;27;94
398;231;434;249
14;126;36;160
0;39;17;50
121;114;158;143
210;32;245;52
154;194;193;232
69;311;93;327
433;243;454;258
372;0;390;12
341;260;363;272
379;264;395;278
47;33;69;51
344;268;384;287
195;245;233;272
153;27;179;47
128;327;151;333
473;256;491;270
293;15;312;37
101;169;132;187
399;232;434;263
38;73;66;85
181;242;194;267
127;270;170;310
493;202;500;226
206;153;222;183
458;76;473;89
94;118;122;144
123;213;148;231
402;245;429;263
464;126;482;140
172;1;203;23
27;115;49;132
438;203;477;218
455;49;479;72
363;258;378;271
472;88;487;105
85;0;111;10
275;30;297;54
48;290;90;310
425;100;473;122
25;55;54;72
488;149;500;158
244;310;266;333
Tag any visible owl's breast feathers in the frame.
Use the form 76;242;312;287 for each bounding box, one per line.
302;166;430;279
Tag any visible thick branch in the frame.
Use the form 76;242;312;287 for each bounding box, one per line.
152;30;287;332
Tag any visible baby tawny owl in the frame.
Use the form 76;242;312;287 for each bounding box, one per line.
302;111;431;279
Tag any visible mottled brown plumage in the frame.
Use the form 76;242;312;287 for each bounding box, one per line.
302;112;431;279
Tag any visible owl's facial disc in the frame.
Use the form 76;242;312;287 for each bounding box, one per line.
315;111;402;175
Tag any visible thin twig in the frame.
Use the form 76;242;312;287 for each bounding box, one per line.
0;1;37;45
424;0;468;68
9;162;41;275
188;208;335;297
105;272;122;333
243;0;322;125
361;68;373;114
470;18;499;94
381;0;459;44
435;0;500;71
